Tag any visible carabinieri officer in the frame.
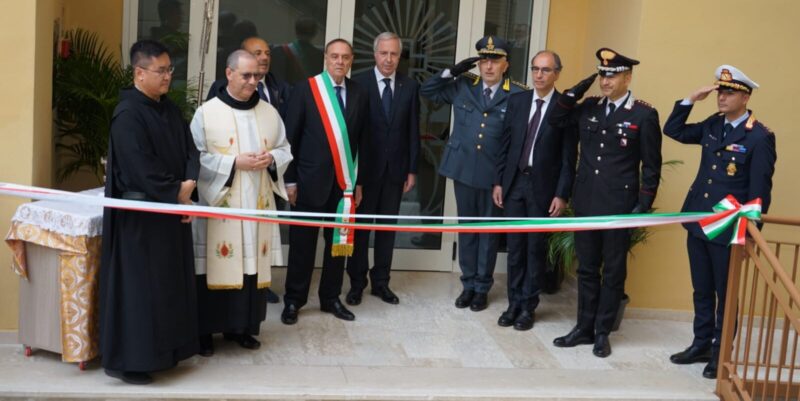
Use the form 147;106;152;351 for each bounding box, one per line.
663;65;776;379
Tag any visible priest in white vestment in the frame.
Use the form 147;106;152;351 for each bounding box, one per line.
190;50;292;356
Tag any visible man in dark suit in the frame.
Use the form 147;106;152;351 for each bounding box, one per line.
663;65;776;379
344;32;420;306
207;36;291;119
280;39;370;324
492;50;577;331
549;48;662;358
421;36;526;312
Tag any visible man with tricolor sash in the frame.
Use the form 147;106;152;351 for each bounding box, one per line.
281;39;370;325
190;50;293;356
663;65;776;379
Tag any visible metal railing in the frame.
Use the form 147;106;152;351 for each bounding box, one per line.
718;215;800;401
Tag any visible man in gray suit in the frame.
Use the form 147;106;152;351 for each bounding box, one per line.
421;36;526;311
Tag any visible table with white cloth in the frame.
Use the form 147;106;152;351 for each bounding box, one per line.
4;188;104;368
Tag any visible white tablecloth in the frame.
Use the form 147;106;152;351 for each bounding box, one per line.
11;188;104;237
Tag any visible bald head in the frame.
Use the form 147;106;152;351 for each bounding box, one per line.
241;37;271;74
226;49;256;70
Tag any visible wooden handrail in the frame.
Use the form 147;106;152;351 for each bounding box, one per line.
747;222;800;306
761;214;800;226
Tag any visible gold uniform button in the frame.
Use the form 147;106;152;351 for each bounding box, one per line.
594;169;599;175
478;133;484;139
704;193;709;198
708;179;712;184
483;113;488;117
712;165;717;170
600;143;605;148
716;152;721;157
601;130;607;135
476;145;482;150
480;123;485;128
624;184;629;189
597;156;602;161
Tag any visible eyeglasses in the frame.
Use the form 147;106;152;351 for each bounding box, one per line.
530;66;556;74
139;65;175;76
236;71;265;81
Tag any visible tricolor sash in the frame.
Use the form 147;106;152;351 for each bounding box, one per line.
308;72;357;257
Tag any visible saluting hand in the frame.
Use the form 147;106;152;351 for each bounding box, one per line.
688;85;719;103
566;73;598;100
449;57;481;77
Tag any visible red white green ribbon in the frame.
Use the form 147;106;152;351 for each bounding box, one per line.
698;195;762;245
308;72;357;256
0;183;764;242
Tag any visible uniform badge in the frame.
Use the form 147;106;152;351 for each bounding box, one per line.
589;116;599;123
620;138;628;147
727;162;737;176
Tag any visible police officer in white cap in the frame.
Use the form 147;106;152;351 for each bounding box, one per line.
663;65;777;379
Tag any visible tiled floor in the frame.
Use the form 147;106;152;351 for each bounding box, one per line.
0;268;717;400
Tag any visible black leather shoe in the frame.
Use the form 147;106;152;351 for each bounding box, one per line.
346;288;363;306
198;334;214;357
498;305;520;327
553;326;595;347
702;350;719;379
371;286;400;304
321;299;356;321
470;292;488;311
266;288;280;304
670;344;712;365
223;333;261;350
105;369;153;385
281;303;299;325
513;310;535;331
593;334;611;358
455;290;475;309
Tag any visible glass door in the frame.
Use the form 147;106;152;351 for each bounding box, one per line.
122;0;549;272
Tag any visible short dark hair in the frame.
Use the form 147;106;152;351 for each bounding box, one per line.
532;50;563;72
130;39;170;67
324;38;353;54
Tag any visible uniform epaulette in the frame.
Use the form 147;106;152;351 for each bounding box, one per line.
463;72;480;86
510;79;529;90
755;120;775;135
634;99;654;109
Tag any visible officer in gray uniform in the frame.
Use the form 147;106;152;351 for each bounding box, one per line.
421;36;526;311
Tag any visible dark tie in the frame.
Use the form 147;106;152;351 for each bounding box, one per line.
723;123;734;140
519;98;545;172
335;86;345;113
606;101;616;123
484;87;492;105
257;81;269;103
381;77;392;119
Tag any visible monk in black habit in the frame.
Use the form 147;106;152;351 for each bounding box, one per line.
99;39;200;385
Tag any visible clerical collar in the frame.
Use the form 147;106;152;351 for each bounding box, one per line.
217;85;259;110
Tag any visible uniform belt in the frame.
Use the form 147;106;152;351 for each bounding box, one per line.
121;191;148;201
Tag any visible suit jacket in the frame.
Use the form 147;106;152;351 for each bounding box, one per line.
663;101;776;244
495;90;577;211
283;76;370;208
352;69;420;184
206;72;291;118
421;71;525;190
553;93;662;216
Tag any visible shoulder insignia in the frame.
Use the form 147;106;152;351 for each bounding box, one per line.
462;72;480;86
634;99;654;109
510;79;529;90
755;120;775;135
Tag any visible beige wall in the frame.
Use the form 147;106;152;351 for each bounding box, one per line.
0;0;59;329
548;0;800;310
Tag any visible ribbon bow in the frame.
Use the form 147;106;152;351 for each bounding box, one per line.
699;195;762;245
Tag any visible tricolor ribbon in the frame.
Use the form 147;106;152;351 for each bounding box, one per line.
699;195;762;245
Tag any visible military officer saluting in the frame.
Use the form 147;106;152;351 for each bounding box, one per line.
421;36;526;311
549;48;662;358
663;65;776;379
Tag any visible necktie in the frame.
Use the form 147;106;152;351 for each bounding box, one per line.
519;98;545;172
606;102;616;123
335;86;345;113
257;81;269;103
723;123;733;140
381;78;392;119
484;87;492;104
